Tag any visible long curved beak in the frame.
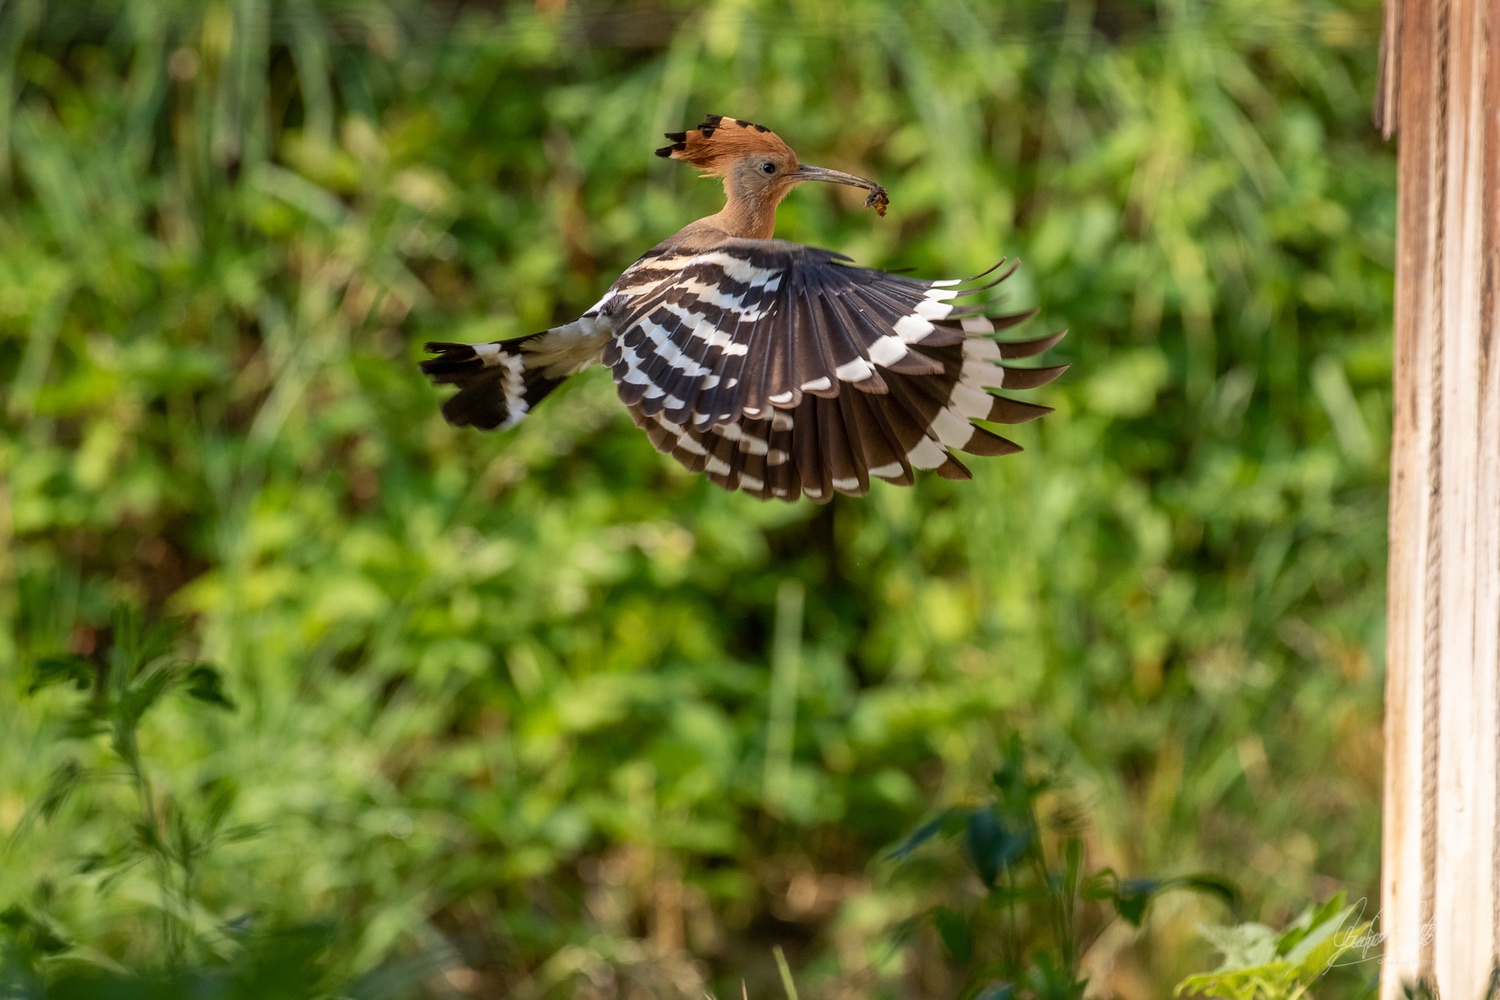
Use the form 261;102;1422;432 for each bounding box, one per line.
793;163;889;215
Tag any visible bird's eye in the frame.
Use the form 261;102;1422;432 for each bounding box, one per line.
760;161;777;175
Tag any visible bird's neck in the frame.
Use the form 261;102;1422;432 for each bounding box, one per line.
708;190;782;240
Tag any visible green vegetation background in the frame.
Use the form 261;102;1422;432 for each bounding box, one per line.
0;0;1393;997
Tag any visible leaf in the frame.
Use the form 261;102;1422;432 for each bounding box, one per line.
185;664;236;710
203;777;240;835
31;921;70;955
1027;949;1089;1000
114;609;186;673
1284;908;1364;980
37;759;87;821
1112;878;1156;927
1197;921;1279;969
965;809;1002;887
27;655;93;694
990;733;1051;816
1177;896;1368;1000
59;707;108;741
1062;837;1083;901
97;856;146;892
0;906;26;932
220;822;270;844
1111;873;1239;927
933;906;973;964
1275;892;1342;955
964;808;1030;888
887;807;965;860
0;905;71;956
773;944;799;1000
133;817;165;856
1172;874;1240;910
78;848;143;888
117;663;179;726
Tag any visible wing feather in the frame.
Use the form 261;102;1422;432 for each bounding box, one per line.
603;239;1063;501
816;394;864;495
791;397;832;502
845;388;914;485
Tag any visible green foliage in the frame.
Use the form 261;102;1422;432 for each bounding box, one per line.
0;917;445;1000
889;735;1235;999
1;0;1392;997
1175;895;1371;1000
9;609;246;968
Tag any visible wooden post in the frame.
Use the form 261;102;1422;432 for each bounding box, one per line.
1377;0;1500;997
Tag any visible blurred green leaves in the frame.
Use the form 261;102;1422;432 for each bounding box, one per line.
887;736;1236;999
1176;895;1372;1000
0;0;1391;996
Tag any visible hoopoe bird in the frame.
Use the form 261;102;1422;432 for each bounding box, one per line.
421;115;1066;502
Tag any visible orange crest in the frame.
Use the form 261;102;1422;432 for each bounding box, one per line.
655;115;796;174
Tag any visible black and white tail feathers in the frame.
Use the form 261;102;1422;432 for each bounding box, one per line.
420;333;568;431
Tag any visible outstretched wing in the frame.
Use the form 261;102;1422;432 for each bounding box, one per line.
601;240;1066;502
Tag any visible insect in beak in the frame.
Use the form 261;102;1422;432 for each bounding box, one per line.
792;163;889;215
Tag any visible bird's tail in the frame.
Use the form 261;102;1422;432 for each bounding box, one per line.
420;333;569;431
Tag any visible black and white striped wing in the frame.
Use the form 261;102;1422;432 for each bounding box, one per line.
602;241;1066;502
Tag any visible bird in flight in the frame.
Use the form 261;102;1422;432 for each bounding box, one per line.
421;115;1065;502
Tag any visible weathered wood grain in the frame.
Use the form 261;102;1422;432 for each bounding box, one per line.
1379;0;1500;994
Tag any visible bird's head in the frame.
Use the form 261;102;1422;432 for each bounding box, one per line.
657;115;888;231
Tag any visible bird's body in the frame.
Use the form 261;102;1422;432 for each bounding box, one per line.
422;116;1065;502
